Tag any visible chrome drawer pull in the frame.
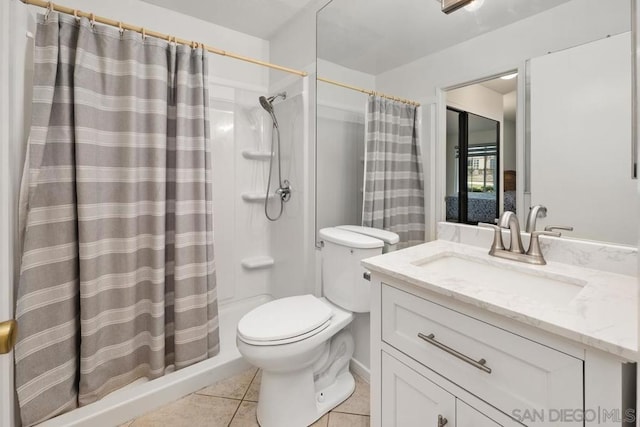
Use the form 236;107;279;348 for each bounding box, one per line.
417;332;492;374
437;414;448;426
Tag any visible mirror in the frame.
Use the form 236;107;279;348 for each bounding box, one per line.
317;0;635;246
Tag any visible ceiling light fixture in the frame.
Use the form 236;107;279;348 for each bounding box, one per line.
440;0;474;14
500;72;518;80
464;0;485;12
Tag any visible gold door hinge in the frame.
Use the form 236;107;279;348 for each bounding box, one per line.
0;320;17;354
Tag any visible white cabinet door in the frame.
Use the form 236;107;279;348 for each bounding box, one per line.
457;400;503;427
381;352;455;427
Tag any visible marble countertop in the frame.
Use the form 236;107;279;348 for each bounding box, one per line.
362;240;638;360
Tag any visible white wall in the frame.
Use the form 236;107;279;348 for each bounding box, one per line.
530;32;636;245
503;91;517;172
316;60;374;237
268;0;330;86
503;121;517;172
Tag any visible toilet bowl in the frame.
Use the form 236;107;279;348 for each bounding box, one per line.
236;226;399;427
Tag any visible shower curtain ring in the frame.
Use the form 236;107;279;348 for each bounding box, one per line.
45;2;54;21
89;13;96;28
118;21;124;38
73;9;80;22
141;28;147;40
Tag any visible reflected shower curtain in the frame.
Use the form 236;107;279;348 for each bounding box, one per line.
15;13;218;426
362;96;425;248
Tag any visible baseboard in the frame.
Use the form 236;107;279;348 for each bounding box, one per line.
350;358;370;383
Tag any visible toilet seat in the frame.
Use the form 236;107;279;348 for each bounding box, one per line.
237;295;333;346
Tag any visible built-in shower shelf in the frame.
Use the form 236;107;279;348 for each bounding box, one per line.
241;256;274;270
241;192;276;202
241;149;272;160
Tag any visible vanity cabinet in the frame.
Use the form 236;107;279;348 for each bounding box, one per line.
370;278;635;427
381;350;513;426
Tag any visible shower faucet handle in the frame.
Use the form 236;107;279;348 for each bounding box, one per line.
276;180;292;202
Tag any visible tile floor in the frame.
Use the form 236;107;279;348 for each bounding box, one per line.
120;368;370;426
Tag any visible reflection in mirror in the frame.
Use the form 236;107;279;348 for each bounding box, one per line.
317;0;634;246
445;73;518;225
528;32;636;244
446;108;501;224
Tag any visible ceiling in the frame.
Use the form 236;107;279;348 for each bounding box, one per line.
142;1;571;75
142;0;320;39
480;76;517;95
317;0;572;74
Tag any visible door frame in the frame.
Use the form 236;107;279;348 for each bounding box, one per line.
1;0;17;424
1;1;33;425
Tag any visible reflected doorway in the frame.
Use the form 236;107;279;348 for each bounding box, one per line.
446;107;500;224
444;72;518;225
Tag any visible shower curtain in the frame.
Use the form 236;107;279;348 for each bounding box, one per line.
14;13;219;426
362;96;425;248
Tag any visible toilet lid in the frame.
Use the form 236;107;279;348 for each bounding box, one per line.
237;295;333;343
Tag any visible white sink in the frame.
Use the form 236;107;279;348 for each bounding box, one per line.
411;252;586;306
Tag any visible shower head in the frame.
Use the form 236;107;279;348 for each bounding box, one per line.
259;96;274;113
258;92;287;113
258;92;286;128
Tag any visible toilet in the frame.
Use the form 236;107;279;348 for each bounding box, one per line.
236;225;399;427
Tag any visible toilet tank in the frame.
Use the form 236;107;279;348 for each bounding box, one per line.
319;227;384;313
335;225;400;253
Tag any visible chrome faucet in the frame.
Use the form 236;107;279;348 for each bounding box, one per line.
497;211;524;254
525;205;547;233
480;211;560;265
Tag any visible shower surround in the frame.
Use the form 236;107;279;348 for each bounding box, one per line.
3;1;311;426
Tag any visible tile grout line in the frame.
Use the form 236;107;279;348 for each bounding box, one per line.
227;368;260;426
330;409;371;416
241;368;260;401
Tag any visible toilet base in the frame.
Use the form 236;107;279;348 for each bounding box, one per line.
256;369;355;427
315;370;356;419
255;330;356;427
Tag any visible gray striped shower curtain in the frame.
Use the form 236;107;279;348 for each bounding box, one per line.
362;96;425;248
15;13;218;426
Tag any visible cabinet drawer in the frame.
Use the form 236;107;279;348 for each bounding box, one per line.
382;284;583;425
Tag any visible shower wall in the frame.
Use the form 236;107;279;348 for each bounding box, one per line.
268;78;314;299
210;80;310;304
210;86;274;304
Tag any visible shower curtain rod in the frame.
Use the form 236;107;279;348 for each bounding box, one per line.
21;0;308;77
21;1;420;106
317;76;421;107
